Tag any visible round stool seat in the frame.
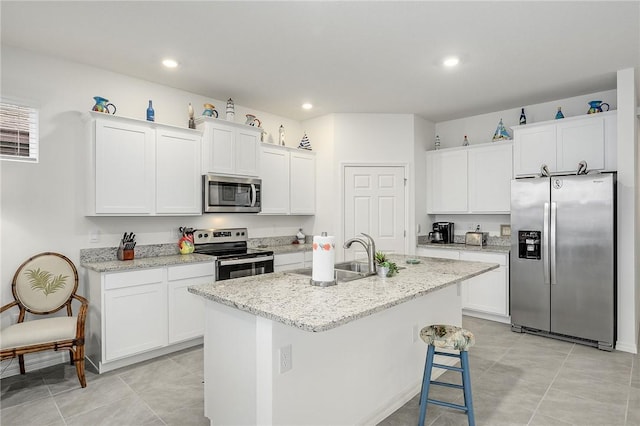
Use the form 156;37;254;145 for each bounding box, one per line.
420;324;475;351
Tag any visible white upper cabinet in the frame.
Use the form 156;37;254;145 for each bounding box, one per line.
198;117;260;177
156;128;202;215
512;111;616;177
427;141;512;214
94;116;155;214
259;144;315;215
88;112;201;216
289;150;316;214
260;145;290;214
427;148;468;213
468;142;513;213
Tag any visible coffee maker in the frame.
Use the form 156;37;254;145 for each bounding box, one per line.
430;222;455;244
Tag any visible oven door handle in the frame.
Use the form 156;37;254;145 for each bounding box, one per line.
250;184;257;207
218;255;274;266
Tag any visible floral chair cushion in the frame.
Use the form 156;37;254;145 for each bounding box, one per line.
420;324;475;351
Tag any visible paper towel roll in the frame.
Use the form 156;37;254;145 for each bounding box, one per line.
312;235;335;283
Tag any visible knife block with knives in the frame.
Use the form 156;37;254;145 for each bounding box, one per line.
117;232;136;260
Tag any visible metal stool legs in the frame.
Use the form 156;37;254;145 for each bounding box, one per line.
418;345;475;426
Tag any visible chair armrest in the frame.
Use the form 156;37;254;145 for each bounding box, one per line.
0;301;18;314
71;294;88;341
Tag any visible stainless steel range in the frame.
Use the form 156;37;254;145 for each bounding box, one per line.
193;228;274;281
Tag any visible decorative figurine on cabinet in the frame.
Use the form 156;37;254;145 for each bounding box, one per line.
492;118;511;141
298;133;312;150
226;98;235;121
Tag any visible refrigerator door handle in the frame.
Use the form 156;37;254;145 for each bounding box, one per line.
543;202;550;285
550;202;557;285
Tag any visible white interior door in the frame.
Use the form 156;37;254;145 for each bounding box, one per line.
344;166;406;261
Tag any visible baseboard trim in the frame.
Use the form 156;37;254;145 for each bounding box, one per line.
462;309;510;324
615;340;638;354
1;351;69;379
357;354;457;425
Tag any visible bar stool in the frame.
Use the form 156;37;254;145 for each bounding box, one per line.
418;324;475;426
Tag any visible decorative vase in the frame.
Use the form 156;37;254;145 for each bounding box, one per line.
146;100;155;122
92;96;116;114
377;266;389;278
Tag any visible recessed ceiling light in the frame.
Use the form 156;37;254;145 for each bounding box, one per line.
302;103;313;110
443;57;460;67
162;59;179;68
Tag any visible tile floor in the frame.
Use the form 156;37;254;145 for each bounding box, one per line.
1;317;638;425
380;316;640;426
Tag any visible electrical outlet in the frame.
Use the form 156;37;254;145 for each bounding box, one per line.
89;229;100;243
279;344;292;373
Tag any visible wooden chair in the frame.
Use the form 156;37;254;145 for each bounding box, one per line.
0;252;88;387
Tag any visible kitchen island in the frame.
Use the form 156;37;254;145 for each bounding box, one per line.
188;255;498;425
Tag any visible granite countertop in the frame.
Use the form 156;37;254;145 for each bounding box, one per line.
188;254;498;332
417;242;510;254
81;253;214;272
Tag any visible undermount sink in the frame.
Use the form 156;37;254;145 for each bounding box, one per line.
288;263;374;283
333;261;371;274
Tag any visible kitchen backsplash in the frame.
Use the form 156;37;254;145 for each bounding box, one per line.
417;235;510;246
81;234;310;263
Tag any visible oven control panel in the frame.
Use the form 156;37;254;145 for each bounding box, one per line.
194;228;247;244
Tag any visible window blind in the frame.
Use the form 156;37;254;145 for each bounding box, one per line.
0;102;39;162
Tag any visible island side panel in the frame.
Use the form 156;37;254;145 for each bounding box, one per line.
270;284;461;425
202;283;461;425
203;300;258;425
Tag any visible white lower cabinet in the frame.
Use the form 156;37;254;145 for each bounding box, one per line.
273;251;312;272
86;261;214;373
104;269;167;361
416;247;510;323
167;262;214;344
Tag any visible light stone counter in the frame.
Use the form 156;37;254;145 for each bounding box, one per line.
188;254;498;332
81;253;213;272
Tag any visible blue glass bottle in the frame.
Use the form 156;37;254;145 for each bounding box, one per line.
146;100;155;122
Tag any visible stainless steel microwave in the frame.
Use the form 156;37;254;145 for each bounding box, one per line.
202;175;261;213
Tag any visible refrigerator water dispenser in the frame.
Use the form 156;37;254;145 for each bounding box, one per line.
518;230;541;260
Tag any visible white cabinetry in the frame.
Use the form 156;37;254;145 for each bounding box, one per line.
88;112;202;216
156;128;202;214
273;251;313;272
426;149;467;213
86;260;214;373
167;262;213;343
259;144;316;215
459;251;509;323
512;111;617;177
416;247;510;323
427;141;512;214
103;269;166;361
198;117;260;177
468;143;513;212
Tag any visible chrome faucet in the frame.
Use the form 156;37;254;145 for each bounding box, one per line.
343;233;377;274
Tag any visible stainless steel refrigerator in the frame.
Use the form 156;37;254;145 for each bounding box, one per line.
510;173;616;350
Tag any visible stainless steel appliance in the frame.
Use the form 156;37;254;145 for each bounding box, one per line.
193;228;274;281
510;173;616;350
430;222;454;244
203;175;261;213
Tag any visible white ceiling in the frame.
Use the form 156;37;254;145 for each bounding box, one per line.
2;1;639;122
